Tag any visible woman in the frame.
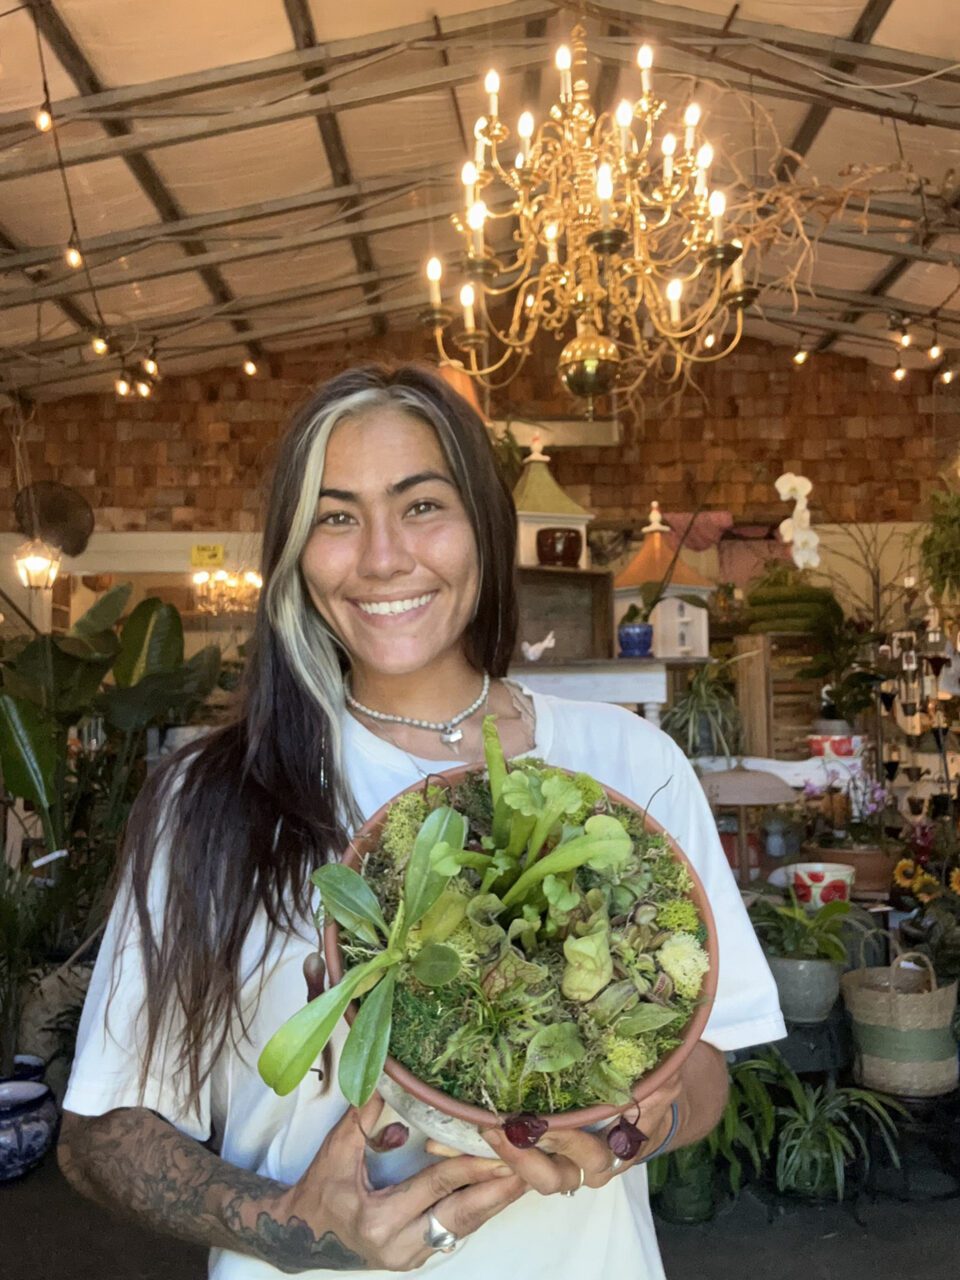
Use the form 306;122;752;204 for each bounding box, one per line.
59;364;785;1277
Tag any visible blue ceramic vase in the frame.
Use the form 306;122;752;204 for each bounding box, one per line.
618;622;654;657
0;1080;59;1181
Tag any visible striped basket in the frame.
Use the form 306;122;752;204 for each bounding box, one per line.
841;952;958;1097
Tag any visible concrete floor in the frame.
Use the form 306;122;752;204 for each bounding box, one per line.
3;1150;960;1279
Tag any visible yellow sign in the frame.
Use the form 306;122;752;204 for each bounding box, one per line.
190;543;225;568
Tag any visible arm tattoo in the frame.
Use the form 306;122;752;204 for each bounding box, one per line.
59;1109;367;1273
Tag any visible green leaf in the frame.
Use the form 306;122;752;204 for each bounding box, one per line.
113;598;184;687
69;583;132;639
313;864;388;946
501;814;632;909
55;630;121;662
338;968;397;1107
0;693;57;814
617;1004;681;1035
411;942;461;987
428;840;464;878
561;925;613;1001
258;955;391;1096
402;805;465;933
524;1021;586;1074
501;770;542;817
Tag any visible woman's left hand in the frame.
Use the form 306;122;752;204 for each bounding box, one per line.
426;1075;682;1196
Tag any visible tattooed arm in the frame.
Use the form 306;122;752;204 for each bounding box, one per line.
58;1096;526;1274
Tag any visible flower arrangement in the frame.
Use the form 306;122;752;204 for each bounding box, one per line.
775;472;820;571
259;719;715;1148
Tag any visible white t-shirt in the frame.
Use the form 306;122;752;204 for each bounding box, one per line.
65;690;785;1280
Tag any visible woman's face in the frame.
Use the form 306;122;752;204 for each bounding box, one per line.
300;407;481;682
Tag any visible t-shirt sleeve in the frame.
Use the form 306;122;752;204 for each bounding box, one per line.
62;850;212;1142
636;732;787;1053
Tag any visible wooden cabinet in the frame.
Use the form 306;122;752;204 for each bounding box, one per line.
515;566;613;662
734;632;822;759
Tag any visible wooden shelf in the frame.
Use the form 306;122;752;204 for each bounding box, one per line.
515;564;613;662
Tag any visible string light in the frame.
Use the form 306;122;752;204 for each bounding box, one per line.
941;368;955;385
135;378;152;398
243;359;257;376
142;344;159;378
64;238;83;269
35;105;52;132
928;331;942;361
115;372;131;397
90;332;109;356
792;347;809;366
890;315;911;348
893;360;907;382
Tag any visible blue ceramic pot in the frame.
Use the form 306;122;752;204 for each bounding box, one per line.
0;1080;59;1181
618;622;653;658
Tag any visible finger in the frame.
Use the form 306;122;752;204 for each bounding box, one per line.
376;1152;518;1220
480;1128;583;1195
303;952;326;1002
536;1128;621;1187
322;1094;385;1165
409;1170;527;1257
424;1138;506;1166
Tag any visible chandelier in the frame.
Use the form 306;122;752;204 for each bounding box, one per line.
192;568;262;617
422;24;758;413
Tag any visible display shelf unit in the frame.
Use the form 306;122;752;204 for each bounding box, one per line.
734;632;823;760
515;565;613;662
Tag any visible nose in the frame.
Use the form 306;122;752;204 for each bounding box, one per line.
356;509;416;580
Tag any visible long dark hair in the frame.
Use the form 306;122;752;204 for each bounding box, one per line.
113;363;518;1118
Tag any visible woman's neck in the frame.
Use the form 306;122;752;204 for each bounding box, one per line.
348;654;484;722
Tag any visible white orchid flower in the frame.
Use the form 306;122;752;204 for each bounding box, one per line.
793;527;820;551
792;544;821;570
779;516;795;543
792;503;811;529
775;472;813;502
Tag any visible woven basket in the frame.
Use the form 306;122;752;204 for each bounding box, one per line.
841;952;959;1097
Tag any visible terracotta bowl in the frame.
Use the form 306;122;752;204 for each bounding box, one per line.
324;767;719;1139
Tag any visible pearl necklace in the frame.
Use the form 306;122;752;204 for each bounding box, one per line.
344;672;491;745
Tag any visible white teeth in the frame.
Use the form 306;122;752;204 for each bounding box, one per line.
357;592;434;616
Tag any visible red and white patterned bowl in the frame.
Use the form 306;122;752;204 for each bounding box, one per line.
790;861;856;908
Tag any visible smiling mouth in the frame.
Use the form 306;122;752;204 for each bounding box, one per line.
353;591;437;617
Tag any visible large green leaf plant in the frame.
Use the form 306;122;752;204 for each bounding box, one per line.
0;584;221;991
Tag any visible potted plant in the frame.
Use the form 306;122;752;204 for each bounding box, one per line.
748;894;850;1023
800;767;906;894
259;719;718;1155
745;1050;903;1202
661;656;744;761
797;612;883;736
920;489;960;627
647;1054;776;1222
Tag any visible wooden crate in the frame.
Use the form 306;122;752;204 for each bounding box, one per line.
734;632;822;759
515;566;613;662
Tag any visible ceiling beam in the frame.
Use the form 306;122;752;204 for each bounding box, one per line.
0;47;547;182
0;2;554;132
30;3;263;358
0;198;462;308
521;15;549;110
776;0;896;182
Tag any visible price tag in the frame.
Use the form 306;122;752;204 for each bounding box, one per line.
191;544;225;568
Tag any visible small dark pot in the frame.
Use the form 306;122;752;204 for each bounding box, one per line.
536;527;582;567
12;1055;44;1083
879;690;897;712
930;793;952;819
0;1081;59;1181
902;702;918;717
618;622;654;658
907;796;926;816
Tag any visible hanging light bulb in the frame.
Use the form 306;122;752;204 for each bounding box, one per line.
115;372;131;397
90;331;109;356
793;346;809;366
135;378;152;398
893;360;907;382
14;538;61;590
928;331;942;360
142;350;159;378
703;333;716;349
35;105;53;132
243;359;257;377
941;368;955;385
64;239;83;269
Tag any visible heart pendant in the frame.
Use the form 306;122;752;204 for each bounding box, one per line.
440;727;463;745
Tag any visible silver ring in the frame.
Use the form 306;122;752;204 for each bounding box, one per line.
561;1166;587;1197
609;1156;625;1174
424;1211;460;1253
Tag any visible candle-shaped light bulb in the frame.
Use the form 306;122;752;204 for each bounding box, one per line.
596;162;614;228
556;45;572;100
694;142;713;195
425;256;443;308
459;283;476;332
518;110;534;161
474;117;487;167
461;159;478;206
666;277;683;325
708;189;725;239
661;132;676;185
484;69;500;119
544;221;559;264
683;102;701;152
467;200;487;256
637;44;653;94
731;239;744;289
615;99;634;151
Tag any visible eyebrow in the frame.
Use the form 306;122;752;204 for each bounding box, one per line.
317;470;456;502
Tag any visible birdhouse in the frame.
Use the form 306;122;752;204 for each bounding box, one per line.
512;435;593;568
614;502;714;658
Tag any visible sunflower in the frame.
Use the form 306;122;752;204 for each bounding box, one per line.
893;858;917;889
912;873;942;904
949;867;960;896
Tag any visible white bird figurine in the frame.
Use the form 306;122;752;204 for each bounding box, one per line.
521;630;556;662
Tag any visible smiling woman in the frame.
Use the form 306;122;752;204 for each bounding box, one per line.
57;363;785;1280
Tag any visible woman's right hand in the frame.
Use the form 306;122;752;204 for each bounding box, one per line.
262;1094;526;1271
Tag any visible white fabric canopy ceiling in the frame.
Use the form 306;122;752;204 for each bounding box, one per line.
0;0;958;399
